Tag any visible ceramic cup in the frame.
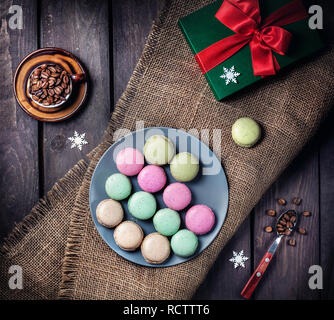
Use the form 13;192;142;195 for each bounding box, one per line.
27;64;85;112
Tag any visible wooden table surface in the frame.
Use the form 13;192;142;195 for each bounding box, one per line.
1;0;333;300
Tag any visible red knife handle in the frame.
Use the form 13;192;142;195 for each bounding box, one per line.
241;251;273;299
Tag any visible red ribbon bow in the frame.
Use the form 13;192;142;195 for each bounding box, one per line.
195;0;308;76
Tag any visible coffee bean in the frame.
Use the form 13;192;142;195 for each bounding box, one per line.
48;89;55;96
61;82;68;89
303;211;312;217
42;81;49;89
54;86;63;95
267;209;276;217
280;220;287;226
41;64;47;70
41;71;49;79
48;66;57;73
278;198;286;206
290;216;296;223
63;75;69;84
286;222;293;229
265;226;273;233
293;197;302;205
288;239;296;246
31;85;39;92
298;227;307;235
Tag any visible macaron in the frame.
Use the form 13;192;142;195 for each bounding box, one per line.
163;182;191;211
113;221;144;251
153;208;181;236
171;229;198;257
141;232;170;264
143;135;175;165
185;204;215;235
231;117;261;148
170;152;199;182
116;148;144;176
96;199;124;228
137;165;167;193
105;173;132;200
128;191;157;220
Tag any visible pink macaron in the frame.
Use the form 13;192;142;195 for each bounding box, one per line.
163;182;191;211
185;204;215;235
137;165;166;193
116;148;144;176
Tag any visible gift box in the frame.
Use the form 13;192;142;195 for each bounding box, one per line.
178;0;325;100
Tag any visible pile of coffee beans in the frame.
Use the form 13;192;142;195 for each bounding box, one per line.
276;210;296;236
264;197;311;247
28;63;71;106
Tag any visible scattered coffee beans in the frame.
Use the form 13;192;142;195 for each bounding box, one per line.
265;226;273;233
266;209;276;217
288;239;296;246
293;197;302;205
303;211;312;217
298;227;307;235
262;196;311;248
277;198;286;206
28;63;71;106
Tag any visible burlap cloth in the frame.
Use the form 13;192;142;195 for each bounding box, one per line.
1;0;334;300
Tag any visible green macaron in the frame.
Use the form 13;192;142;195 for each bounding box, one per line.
143;135;175;166
105;173;132;200
170;152;199;182
128;191;157;220
171;229;198;257
153;208;181;236
231;117;261;148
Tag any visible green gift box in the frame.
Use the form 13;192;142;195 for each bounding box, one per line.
178;0;325;101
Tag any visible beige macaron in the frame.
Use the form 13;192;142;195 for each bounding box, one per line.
114;221;144;251
96;199;124;228
141;232;170;264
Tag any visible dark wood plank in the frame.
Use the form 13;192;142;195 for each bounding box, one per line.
319;110;334;300
317;0;334;300
40;0;111;192
193;216;252;299
0;0;39;241
112;0;165;103
252;144;320;300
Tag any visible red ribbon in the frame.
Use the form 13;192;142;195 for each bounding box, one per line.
195;0;308;76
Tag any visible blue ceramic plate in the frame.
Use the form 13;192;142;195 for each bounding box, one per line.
89;127;229;267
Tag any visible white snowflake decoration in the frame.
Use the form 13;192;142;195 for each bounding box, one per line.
229;250;249;269
220;66;240;85
68;131;88;151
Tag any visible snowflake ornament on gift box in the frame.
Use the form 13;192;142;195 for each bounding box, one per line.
220;66;240;85
68;131;88;151
229;250;249;269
